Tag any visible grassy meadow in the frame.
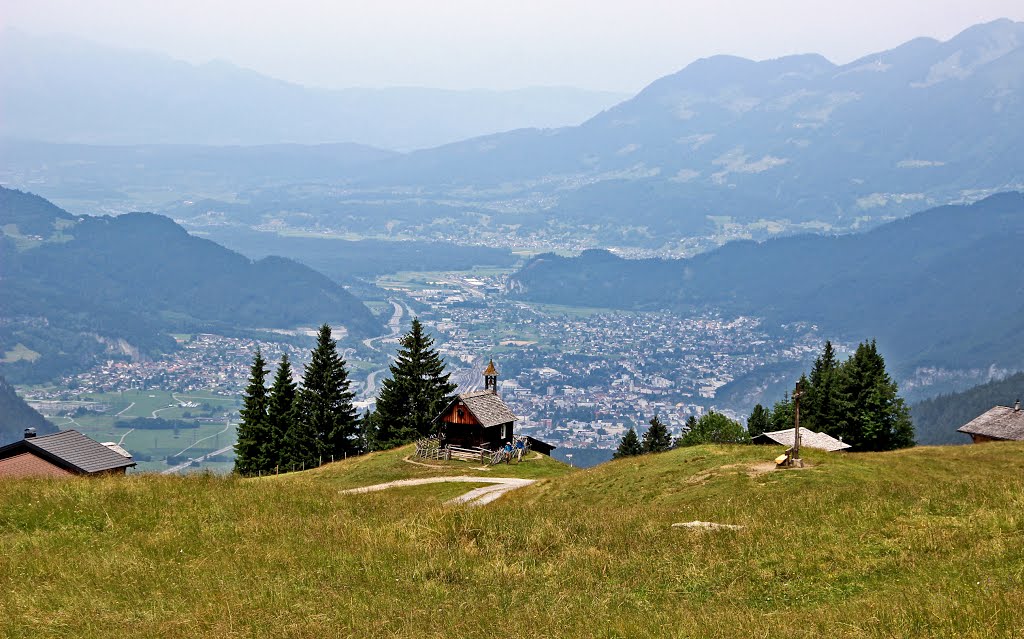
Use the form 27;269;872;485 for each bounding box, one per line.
2;443;1023;637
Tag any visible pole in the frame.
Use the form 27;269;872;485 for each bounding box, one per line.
793;380;803;467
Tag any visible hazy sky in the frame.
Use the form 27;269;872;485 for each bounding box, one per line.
3;1;1023;92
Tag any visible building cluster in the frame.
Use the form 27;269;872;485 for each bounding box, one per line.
392;273;829;451
51;334;312;397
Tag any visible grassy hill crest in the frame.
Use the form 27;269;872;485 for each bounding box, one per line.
2;442;1022;636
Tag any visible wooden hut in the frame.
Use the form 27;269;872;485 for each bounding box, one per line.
958;400;1024;443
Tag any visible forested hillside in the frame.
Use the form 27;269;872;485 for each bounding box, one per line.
510;193;1024;375
912;371;1024;445
0;187;382;382
0;375;56;446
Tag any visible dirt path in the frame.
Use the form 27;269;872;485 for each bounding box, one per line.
340;476;536;507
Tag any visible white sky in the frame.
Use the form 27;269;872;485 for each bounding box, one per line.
2;0;1023;92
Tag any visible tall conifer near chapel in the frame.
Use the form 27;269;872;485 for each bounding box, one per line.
234;349;269;475
290;324;358;466
374;318;457;450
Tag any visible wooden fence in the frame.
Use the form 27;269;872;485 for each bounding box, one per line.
414;440;491;464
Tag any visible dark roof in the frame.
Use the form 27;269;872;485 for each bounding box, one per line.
436;390;517;428
958;406;1024;441
751;428;852;452
525;436;556;454
0;430;136;474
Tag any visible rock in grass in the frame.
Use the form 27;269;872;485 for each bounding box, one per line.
672;521;744;531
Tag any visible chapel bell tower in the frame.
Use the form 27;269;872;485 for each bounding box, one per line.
484;359;498;394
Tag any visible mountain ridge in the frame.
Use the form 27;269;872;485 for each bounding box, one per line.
0;187;382;383
508;192;1024;380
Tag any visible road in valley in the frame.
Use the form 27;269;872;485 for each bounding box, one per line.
161;444;234;475
358;299;406;401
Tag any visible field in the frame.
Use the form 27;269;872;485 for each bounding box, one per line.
1;443;1023;637
40;389;239;473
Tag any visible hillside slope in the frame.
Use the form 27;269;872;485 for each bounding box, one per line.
1;443;1021;637
0;375;56;445
510;192;1024;375
0;187;382;382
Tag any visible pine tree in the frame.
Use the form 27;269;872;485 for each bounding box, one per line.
374;318;457;450
291;324;358;468
614;427;643;458
641;415;672;453
265;353;297;472
832;340;914;451
678;411;751;447
747;404;770;438
234;349;269;475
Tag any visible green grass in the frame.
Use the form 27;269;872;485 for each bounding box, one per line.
49;390;239;472
2;444;1023;637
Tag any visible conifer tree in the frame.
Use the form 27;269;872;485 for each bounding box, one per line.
293;324;358;466
747;404;770;438
678;411;751;447
234;349;269;475
830;339;914;451
674;415;699;448
614;427;643;458
641;415;672;453
374;318;457;449
265;353;297;471
769;393;794;432
804;340;848;434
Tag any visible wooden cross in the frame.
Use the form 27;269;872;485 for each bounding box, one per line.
792;380;803;466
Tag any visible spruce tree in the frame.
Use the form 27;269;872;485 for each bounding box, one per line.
747;404;770;438
831;340;914;451
265;353;297;472
675;415;699;448
769;393;794;432
678;411;751;447
294;324;358;466
641;415;672;453
234;349;269;475
614;427;643;458
374;318;457;449
804;340;848;435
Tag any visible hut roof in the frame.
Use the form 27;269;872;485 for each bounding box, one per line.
957;405;1024;441
0;430;136;474
435;390;517;428
752;428;852;452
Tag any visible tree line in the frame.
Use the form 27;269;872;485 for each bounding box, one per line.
234;318;455;475
615;339;915;458
614;412;749;458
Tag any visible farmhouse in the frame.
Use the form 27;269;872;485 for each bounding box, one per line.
957;400;1024;443
752;427;851;452
0;429;136;477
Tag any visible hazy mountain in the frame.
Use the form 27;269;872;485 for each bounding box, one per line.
508;192;1024;376
0;187;382;383
0;29;627;151
352;19;1024;239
